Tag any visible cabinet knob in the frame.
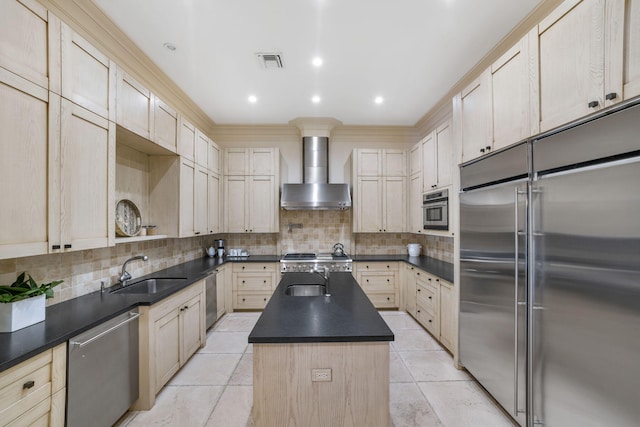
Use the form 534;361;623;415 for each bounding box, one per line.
263;280;266;283
605;92;617;101
386;265;389;268
263;266;266;269
416;272;420;275
184;306;188;310
428;319;432;323
263;298;267;301
386;279;390;282
428;278;431;281
417;310;421;313
417;288;421;292
588;100;599;108
387;297;390;301
436;278;440;282
23;380;35;389
485;146;491;151
195;232;201;235
480;148;485;153
242;266;245;270
366;279;369;282
428;296;432;300
242;280;245;283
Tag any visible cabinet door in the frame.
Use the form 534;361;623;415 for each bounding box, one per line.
116;69;152;138
61;24;115;121
208;141;220;174
249;176;276;232
58;99;114;251
0;69;52;259
225;148;249;175
194;165;208;236
435;121;453;188
195;129;209;168
382;149;406;176
180;295;203;363
250;148;275;175
355;177;382;232
409;174;423;234
224;176;247;232
439;280;454;351
383;176;405;232
216;267;226;319
459;70;492;163
0;0;59;92
409;143;421;177
422;132;437;191
491;32;537;150
152;97;177;152
154;308;181;392
405;267;417;317
208;173;220;234
179;159;195;237
356;149;382;176
624;0;640;99
177;117;196;161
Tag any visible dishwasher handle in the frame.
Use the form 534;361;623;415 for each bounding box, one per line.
70;312;141;348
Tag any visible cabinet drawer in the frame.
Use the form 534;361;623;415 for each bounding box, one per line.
416;305;438;335
358;273;396;292
357;262;399;272
416;281;438;313
235;273;273;291
367;292;397;308
233;263;276;273
233;292;271;310
0;351;53;424
5;395;50;427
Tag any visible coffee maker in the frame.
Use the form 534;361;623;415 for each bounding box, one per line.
214;239;225;258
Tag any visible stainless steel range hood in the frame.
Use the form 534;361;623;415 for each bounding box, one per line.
280;136;351;210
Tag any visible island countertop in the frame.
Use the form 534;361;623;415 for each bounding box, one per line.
248;272;394;344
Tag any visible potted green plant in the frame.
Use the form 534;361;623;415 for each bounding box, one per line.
0;272;63;333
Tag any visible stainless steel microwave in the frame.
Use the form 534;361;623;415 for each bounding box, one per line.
423;189;448;230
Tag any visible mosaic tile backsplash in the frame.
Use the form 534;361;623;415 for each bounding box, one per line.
1;211;453;306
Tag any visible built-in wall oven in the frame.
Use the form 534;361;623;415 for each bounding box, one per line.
423;189;448;230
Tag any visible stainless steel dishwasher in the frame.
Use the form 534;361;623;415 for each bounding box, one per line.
67;310;140;427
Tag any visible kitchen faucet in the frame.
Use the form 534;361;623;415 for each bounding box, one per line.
119;255;148;287
311;265;330;296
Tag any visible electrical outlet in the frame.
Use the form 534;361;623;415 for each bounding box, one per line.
311;368;332;382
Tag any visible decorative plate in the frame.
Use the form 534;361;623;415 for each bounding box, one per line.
115;199;142;237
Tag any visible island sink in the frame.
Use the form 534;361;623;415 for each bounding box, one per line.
110;278;187;294
285;284;327;296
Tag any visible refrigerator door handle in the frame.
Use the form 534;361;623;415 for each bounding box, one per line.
514;187;527;417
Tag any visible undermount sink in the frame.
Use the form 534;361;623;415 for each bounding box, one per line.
110;278;188;294
285;284;327;297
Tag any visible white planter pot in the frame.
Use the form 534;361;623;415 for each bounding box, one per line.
0;294;46;333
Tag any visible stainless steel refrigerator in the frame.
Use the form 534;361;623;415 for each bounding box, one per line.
459;100;640;427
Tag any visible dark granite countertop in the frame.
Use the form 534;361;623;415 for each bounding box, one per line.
0;253;447;372
352;255;454;283
248;272;394;344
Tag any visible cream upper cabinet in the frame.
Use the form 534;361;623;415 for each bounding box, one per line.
195;129;209;168
384;176;406;232
422;121;453;191
457;70;492;163
383;149;407;176
208;140;220;174
491;30;539;150
409;143;422;177
224;175;247;233
0;0;60;93
52;98;115;252
354;176;405;233
208;173;220;234
61;23;115;121
116;67;153;139
538;0;624;131
193;165;208;236
0;68;53;259
223;175;278;233
355;149;406;176
624;0;640;99
224;148;276;175
421;132;437;190
178;158;195;237
177;117;196;161
409;173;424;234
152;97;178;153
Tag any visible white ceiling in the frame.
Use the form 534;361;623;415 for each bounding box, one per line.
94;0;541;126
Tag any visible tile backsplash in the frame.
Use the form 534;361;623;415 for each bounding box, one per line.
1;211;453;307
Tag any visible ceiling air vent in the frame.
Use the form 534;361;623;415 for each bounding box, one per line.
256;52;284;69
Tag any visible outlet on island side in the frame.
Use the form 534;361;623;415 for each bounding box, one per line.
311;368;332;382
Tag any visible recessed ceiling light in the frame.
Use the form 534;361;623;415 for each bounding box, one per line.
248;95;258;103
163;42;176;51
374;96;384;104
312;57;323;67
311;95;321;104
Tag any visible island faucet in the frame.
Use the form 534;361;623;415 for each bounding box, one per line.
119;255;148;287
311;265;330;297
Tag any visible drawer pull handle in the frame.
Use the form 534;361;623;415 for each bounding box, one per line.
417;289;421;292
242;298;246;302
242;280;245;283
23;380;35;389
428;319;432;323
52;244;61;250
386;297;390;301
588;100;599;108
386;279;390;282
606;92;617;101
417;310;420;313
428;296;432;300
64;244;72;249
263;280;266;283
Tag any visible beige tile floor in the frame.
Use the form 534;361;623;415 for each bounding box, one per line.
118;311;516;427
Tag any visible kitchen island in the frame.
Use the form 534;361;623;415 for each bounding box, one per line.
249;272;394;427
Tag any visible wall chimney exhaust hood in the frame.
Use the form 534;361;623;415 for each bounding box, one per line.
281;136;351;210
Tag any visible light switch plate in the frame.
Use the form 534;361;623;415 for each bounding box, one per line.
311;368;332;382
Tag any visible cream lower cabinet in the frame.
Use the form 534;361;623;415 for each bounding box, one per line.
353;262;400;308
136;280;206;410
215;264;228;319
0;343;66;426
232;263;277;310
